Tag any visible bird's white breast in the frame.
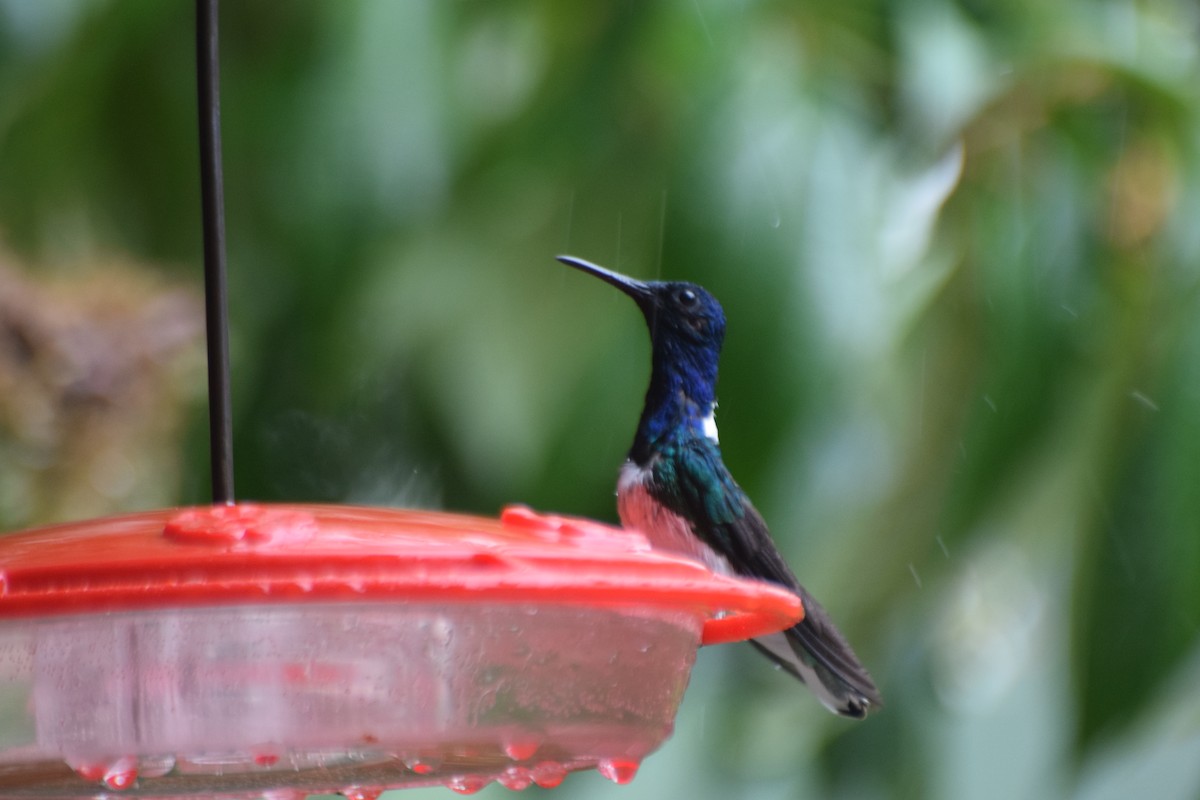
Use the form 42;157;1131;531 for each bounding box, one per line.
617;461;732;575
701;407;719;443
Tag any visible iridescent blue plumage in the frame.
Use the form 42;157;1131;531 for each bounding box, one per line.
558;255;881;718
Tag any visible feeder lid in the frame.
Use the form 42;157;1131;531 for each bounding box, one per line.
0;503;801;643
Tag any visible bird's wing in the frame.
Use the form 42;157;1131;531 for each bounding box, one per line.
657;435;882;714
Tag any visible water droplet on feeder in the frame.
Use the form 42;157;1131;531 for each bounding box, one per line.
498;766;533;791
598;757;640;784
503;736;541;761
446;775;489;794
404;755;440;775
252;744;282;767
69;760;107;782
530;761;566;788
341;786;383;800
102;756;138;790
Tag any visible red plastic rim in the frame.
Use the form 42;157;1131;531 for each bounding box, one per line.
0;504;802;645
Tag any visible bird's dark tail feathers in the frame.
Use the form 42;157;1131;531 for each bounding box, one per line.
751;586;882;718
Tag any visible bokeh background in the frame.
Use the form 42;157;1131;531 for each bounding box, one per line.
2;1;1200;798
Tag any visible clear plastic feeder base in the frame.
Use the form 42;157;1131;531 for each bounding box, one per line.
0;504;802;797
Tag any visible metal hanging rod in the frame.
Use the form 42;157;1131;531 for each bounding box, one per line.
195;0;235;504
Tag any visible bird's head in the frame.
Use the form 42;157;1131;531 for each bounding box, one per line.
557;255;725;354
557;255;725;411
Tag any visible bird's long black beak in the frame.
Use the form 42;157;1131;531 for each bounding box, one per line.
556;255;655;314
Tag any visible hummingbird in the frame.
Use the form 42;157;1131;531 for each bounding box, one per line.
557;255;881;718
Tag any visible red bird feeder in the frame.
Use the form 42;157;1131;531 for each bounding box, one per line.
0;503;802;798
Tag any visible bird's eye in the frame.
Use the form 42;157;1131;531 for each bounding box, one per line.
677;288;698;308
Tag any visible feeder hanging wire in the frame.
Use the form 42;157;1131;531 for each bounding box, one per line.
195;0;235;504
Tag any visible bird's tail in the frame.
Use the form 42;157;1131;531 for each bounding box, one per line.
751;587;882;718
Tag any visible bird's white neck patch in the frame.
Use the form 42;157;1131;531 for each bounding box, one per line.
701;405;719;443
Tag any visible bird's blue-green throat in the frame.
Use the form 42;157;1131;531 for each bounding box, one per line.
557;254;881;718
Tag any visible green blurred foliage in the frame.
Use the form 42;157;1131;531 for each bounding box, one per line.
2;0;1200;798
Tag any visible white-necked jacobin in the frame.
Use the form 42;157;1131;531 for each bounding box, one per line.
557;255;881;718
